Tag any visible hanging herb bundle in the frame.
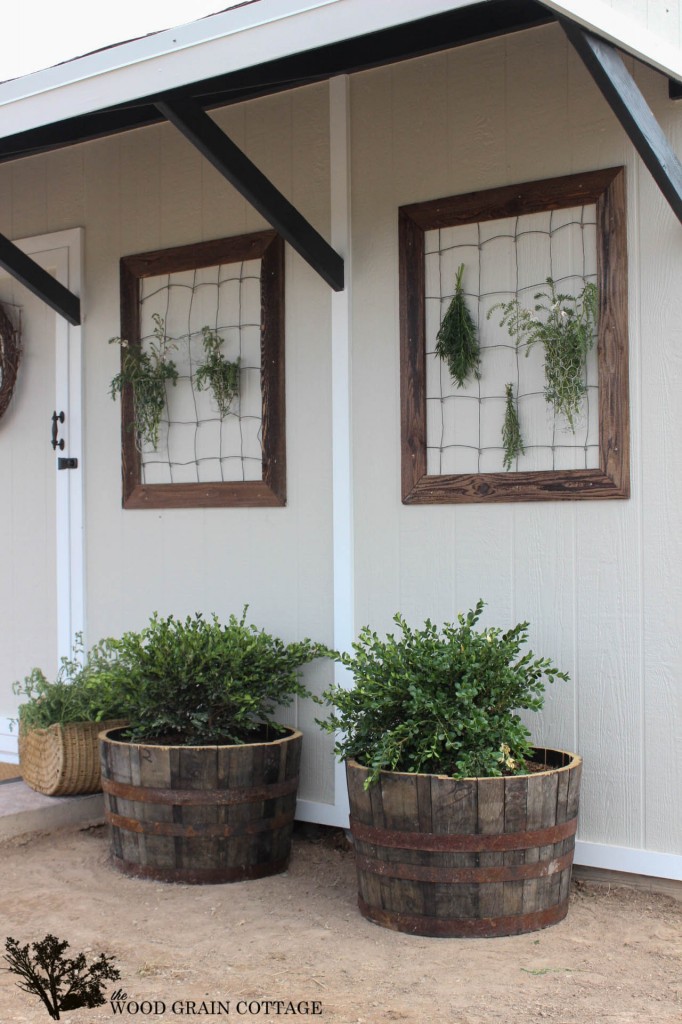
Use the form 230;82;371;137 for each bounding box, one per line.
488;278;598;431
194;325;240;418
109;312;178;450
502;382;525;471
435;263;481;388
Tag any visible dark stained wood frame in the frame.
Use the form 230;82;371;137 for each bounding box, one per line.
119;230;286;509
399;167;630;504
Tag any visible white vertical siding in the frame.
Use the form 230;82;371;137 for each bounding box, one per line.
350;23;681;863
0;83;336;806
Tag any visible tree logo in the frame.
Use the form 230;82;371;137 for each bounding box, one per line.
3;933;120;1020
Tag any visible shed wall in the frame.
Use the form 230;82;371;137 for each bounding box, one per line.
0;19;680;867
0;83;337;806
349;23;681;862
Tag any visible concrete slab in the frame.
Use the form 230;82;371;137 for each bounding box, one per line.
0;779;104;841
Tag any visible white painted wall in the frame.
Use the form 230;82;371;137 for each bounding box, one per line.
349;22;681;870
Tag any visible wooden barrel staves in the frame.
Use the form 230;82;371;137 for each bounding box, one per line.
347;748;582;937
99;727;302;884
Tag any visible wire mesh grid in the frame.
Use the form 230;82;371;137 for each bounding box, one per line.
138;258;263;485
424;204;599;476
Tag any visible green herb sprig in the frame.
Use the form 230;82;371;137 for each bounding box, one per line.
488;279;597;431
109;313;178;449
435;263;481;388
195;326;240;418
502;382;525;471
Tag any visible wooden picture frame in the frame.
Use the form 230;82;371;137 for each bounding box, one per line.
119;230;285;509
399;167;629;503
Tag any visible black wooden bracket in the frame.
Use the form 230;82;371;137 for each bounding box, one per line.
156;96;344;291
561;19;682;226
0;232;81;325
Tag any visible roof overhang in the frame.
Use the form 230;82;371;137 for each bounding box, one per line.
542;0;682;84
1;0;682;322
0;0;550;139
0;0;554;163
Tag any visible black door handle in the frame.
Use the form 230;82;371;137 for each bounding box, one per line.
51;410;65;451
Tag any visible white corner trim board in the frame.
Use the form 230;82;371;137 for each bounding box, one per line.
542;0;682;84
575;840;682;882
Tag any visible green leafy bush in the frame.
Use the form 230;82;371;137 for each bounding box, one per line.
319;600;568;786
13;637;130;731
102;609;326;746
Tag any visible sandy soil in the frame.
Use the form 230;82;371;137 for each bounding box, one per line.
0;824;680;1024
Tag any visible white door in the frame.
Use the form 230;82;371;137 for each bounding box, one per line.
0;230;83;758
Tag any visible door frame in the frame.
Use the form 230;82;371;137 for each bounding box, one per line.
1;228;85;663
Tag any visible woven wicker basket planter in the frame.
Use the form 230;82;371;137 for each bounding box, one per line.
19;719;127;797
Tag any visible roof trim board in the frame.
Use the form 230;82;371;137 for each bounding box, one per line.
0;0;496;136
0;1;553;165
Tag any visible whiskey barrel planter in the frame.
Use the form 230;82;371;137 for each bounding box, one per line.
99;726;302;884
347;747;582;938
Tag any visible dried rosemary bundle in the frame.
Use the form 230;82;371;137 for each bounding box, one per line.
435;263;480;388
502;382;525;471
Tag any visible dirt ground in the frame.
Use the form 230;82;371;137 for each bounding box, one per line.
0;823;680;1024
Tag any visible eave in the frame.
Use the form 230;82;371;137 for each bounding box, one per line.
1;0;682;322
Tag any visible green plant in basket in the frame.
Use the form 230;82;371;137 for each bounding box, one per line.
101;608;327;746
195;325;240;418
109;312;178;449
319;600;568;787
13;636;131;731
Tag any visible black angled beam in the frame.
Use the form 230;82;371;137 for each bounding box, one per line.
0;233;81;324
561;19;682;225
156;96;344;291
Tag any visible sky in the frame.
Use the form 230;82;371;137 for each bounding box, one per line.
1;2;240;81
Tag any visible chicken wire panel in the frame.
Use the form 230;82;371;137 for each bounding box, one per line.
424;204;599;476
138;259;263;485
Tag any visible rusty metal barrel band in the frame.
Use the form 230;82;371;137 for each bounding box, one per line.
111;855;289;884
350;815;577;852
105;810;294;839
101;775;298;805
357;896;569;938
355;849;574;884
